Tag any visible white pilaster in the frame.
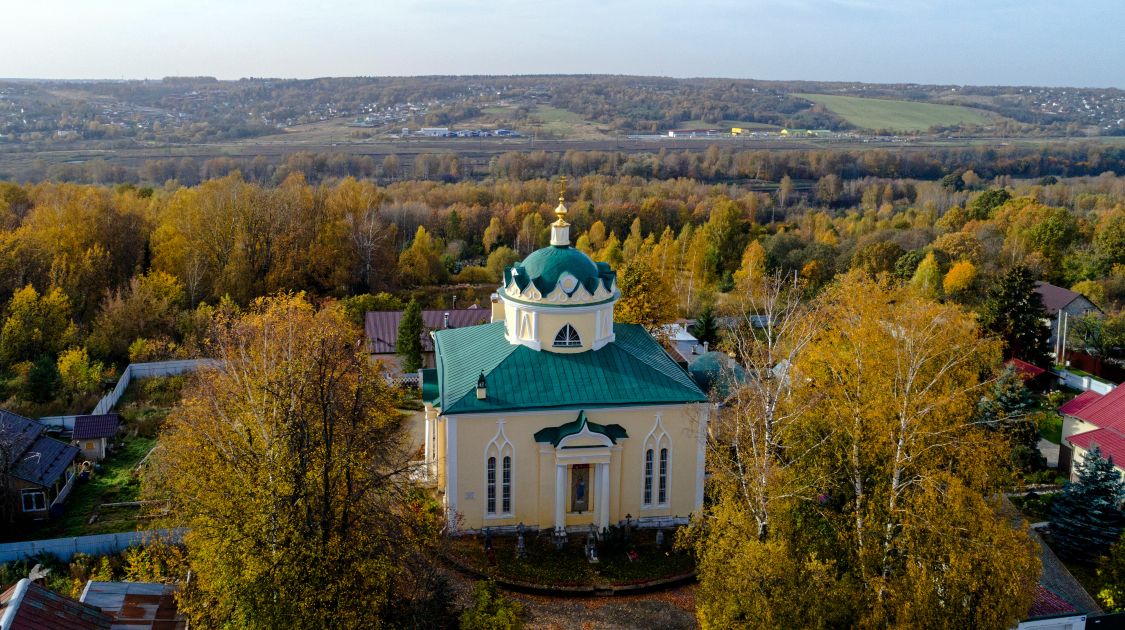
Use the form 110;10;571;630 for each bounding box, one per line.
446;416;458;531
555;464;567;530
695;404;709;515
597;462;610;530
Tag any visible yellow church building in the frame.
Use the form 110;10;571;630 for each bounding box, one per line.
419;196;710;534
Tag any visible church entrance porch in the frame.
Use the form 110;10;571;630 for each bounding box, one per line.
553;461;612;532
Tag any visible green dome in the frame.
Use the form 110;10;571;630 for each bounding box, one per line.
689;351;748;398
505;245;615;298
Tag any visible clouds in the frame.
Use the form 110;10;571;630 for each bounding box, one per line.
0;0;1122;87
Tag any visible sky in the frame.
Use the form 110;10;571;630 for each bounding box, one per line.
2;0;1123;88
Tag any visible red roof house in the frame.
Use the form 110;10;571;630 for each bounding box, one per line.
1060;384;1125;479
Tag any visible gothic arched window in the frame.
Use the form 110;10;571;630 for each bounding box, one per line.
553;324;582;348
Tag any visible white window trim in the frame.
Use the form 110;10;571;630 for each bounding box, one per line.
484;418;514;519
641;414;671;508
21;489;47;512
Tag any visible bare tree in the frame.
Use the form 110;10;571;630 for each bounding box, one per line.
709;270;822;541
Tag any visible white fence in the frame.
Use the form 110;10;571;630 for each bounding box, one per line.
0;528;184;563
40;360;216;429
1055;368;1117;395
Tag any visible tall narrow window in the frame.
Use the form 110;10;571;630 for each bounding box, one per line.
486;456;497;514
502;456;512;513
643;449;654;505
553;324;582;347
658;448;669;504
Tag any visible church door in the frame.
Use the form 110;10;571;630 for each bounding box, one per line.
571;464;590;513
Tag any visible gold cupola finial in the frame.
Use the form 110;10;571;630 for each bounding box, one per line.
550;176;571;246
553;175;569;224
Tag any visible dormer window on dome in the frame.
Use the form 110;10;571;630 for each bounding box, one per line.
553;324;581;348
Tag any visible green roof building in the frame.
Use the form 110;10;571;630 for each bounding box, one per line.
420;194;710;534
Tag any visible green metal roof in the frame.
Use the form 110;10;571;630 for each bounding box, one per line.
689;351;749;399
504;245;615;297
421;368;439;404
534;410;628;446
432;322;707;415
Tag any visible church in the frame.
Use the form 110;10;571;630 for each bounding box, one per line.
419;195;709;534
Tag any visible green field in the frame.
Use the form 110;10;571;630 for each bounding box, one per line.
797;93;997;132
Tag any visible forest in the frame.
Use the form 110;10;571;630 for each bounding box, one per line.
0;150;1124;417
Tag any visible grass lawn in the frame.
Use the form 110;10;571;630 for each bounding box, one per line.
1040;413;1063;444
796;93;997;132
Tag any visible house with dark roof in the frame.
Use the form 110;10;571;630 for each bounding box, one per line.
364;308;490;372
0;410;79;520
1035;282;1102;355
1058;384;1125;479
0;579;185;630
420;195;708;534
71;415;120;462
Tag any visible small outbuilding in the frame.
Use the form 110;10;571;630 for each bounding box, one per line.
72;414;121;462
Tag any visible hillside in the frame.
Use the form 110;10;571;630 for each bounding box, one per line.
797;93;998;132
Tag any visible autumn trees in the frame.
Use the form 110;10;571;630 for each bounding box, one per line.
690;273;1040;629
143;295;440;629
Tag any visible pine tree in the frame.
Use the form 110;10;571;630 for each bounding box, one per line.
976;365;1042;471
1049;445;1125;561
690;305;720;346
396;299;425;373
980;266;1051;367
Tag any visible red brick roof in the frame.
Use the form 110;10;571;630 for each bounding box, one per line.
1027;584;1078;618
1059;390;1102;417
1067;427;1125;468
1006;358;1046;380
1059;385;1125;430
72;414;120;440
0;579;112;629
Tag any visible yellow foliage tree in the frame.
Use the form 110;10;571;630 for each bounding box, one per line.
943;259;978;295
143;295;435;629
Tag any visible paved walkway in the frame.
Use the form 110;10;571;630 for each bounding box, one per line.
1039;438;1060;469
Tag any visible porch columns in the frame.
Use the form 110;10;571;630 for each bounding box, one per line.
554;463;567;530
597;462;610;530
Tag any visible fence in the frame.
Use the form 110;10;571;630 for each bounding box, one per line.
0;528;184;563
1055;367;1117;395
40;359;217;429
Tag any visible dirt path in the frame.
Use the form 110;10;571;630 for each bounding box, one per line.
510;585;698;630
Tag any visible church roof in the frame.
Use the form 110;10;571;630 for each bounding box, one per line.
504;245;615;302
432;322;707;415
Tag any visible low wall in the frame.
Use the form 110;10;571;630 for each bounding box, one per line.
40;359;217;428
1055;368;1116;395
0;528;184;563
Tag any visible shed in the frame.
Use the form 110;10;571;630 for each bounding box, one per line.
71;414;121;462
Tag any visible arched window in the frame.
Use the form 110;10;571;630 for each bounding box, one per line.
658;448;669;504
643;449;654;506
643;414;671;507
502;456;512;513
486;456;497;515
553;324;582;347
485;419;514;517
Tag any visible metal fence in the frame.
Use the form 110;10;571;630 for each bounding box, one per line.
40;359;217;429
0;528;184;563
